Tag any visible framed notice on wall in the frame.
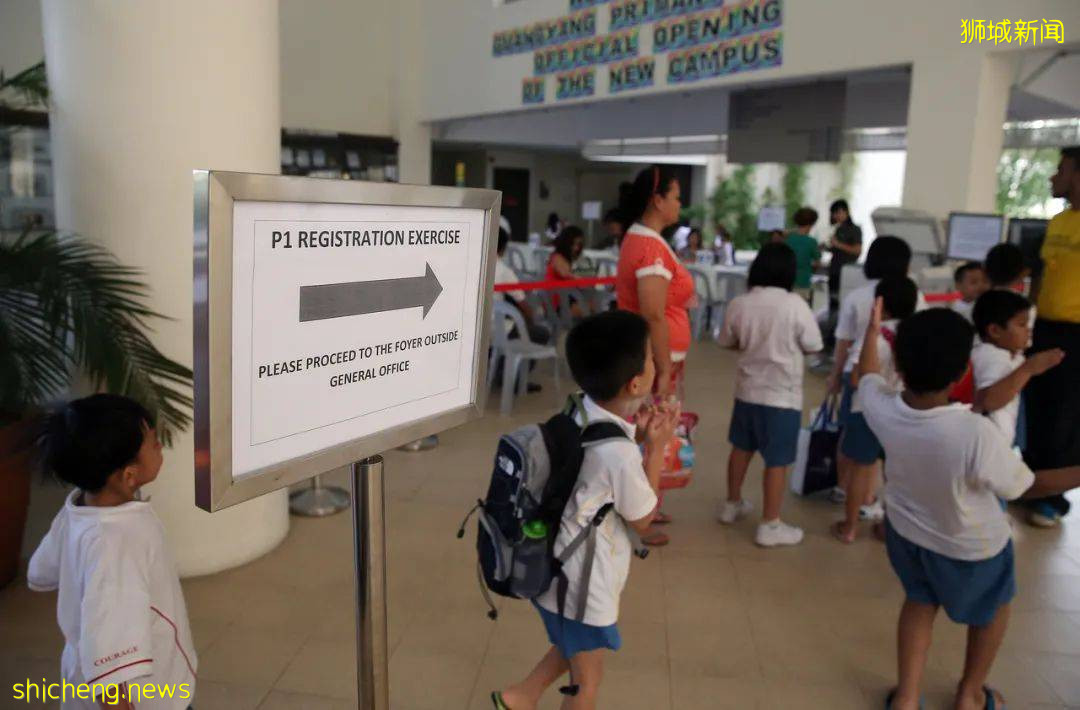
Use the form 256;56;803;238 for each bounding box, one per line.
193;171;501;511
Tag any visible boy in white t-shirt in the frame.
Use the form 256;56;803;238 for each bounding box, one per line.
28;395;196;710
950;261;988;323
717;243;823;547
971;289;1063;449
494;311;678;710
831;277;918;544
858;305;1080;710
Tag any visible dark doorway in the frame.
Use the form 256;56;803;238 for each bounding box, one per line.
493;167;530;242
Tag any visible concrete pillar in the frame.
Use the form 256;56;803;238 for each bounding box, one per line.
393;0;432;185
902;51;1014;218
41;0;289;576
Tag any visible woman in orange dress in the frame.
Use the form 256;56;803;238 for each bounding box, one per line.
615;166;696;545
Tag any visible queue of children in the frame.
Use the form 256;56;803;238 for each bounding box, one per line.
26;162;1080;710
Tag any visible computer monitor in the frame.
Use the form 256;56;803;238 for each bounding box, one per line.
1007;217;1048;280
946;212;1004;261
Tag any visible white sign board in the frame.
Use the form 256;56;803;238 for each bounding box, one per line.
581;200;602;221
757;206;786;232
194;172;500;510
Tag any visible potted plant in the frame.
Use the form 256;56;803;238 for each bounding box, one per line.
1;62;192;588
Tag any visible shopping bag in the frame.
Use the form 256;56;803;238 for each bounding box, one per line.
790;399;840;496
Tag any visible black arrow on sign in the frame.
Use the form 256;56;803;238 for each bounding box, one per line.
298;263;443;322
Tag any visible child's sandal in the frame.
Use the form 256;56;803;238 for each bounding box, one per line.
491;691;510;710
884;688;924;709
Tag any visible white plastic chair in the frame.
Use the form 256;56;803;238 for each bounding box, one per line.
489;300;560;415
506;245;532;278
533;246;554;276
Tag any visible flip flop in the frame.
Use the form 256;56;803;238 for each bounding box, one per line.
491;691;510;710
983;686;1004;709
884;688;924;709
831;521;856;544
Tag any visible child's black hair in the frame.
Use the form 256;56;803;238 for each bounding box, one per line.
983;243;1025;287
566;311;649;401
875;276;918;321
747;242;797;291
953;261;983;284
42;394;155;493
863;235;912;280
793;207;818;228
894;309;974;394
972;289;1032;341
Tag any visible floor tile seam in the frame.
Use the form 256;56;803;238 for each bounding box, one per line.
266;629;318;694
460;606;500;709
659;549;675;710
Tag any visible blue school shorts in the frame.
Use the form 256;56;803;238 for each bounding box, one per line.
534;601;621;658
884;520;1016;627
728;399;801;467
840;412;883;464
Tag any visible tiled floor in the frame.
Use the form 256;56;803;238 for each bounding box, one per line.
4;343;1080;709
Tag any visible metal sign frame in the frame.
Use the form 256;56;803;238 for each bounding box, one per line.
193;170;500;511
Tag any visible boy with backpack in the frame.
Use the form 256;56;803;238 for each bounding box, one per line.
490;311;679;710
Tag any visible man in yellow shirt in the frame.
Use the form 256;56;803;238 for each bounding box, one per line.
1026;146;1080;527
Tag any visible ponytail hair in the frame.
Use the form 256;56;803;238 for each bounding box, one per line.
617;165;679;230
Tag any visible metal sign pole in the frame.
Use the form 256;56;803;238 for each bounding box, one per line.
351;455;389;710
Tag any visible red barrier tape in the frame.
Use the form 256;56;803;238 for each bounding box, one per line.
496;279;964;303
494;276;616;293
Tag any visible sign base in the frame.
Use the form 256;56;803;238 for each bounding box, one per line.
289;476;350;517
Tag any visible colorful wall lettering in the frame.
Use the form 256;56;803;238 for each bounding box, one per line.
667;29;782;83
533;29;639;75
493;9;596;57
653;0;781;52
523;77;546;104
610;0;726;31
556;67;597;99
495;0;785;104
609;57;656;93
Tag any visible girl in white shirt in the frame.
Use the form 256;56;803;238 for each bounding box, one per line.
832;277;918;544
717;243;823;547
29;395;196;710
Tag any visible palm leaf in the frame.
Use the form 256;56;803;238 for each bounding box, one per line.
0;230;192;445
0;61;49;110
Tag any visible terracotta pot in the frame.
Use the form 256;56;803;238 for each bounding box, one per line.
0;421;37;589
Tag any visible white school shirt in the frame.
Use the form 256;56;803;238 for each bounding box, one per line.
28;491;197;709
951;299;975;323
858;374;1034;560
835;281;928;372
851;320;901;414
535;397;657;627
971;342;1025;443
717;286;823;410
494;257;525;303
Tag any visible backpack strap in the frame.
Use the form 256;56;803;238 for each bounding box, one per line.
580;421;629;446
